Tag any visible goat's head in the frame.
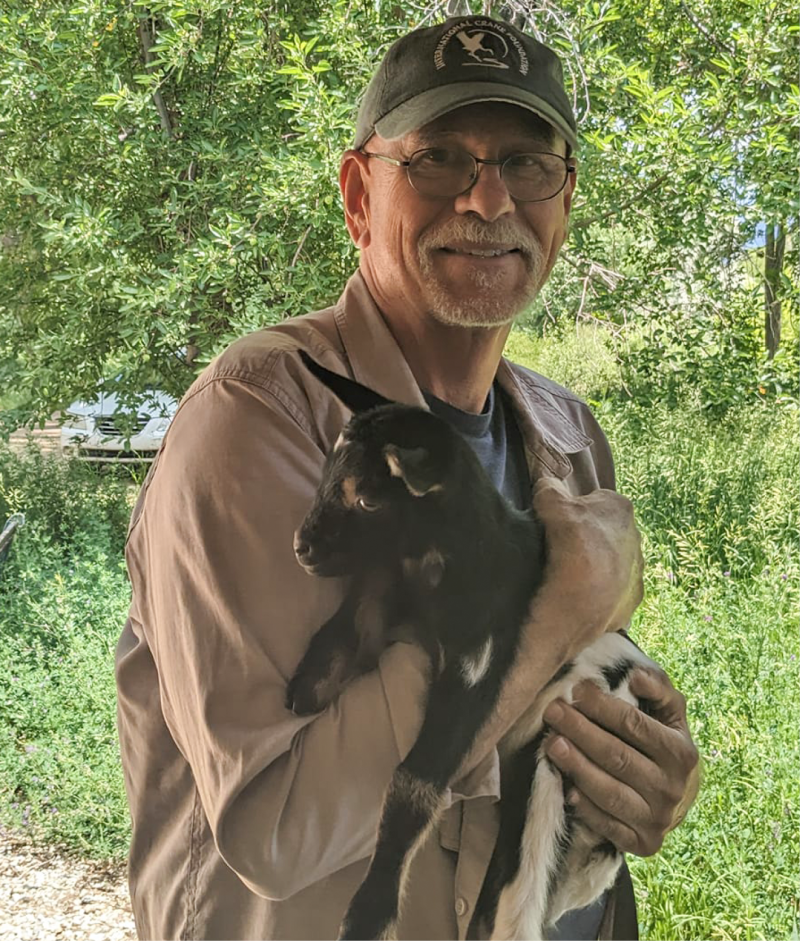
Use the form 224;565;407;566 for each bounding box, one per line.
294;353;466;577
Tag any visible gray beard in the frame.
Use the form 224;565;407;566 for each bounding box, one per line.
417;218;547;328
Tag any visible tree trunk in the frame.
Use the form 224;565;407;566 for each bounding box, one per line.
764;222;785;359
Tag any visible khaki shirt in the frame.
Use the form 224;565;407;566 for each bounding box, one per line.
116;271;634;941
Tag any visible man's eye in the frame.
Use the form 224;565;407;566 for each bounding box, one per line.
416;148;460;168
508;153;546;169
356;497;381;512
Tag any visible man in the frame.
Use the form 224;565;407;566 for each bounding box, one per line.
116;15;699;941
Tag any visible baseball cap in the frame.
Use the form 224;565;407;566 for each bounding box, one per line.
354;16;577;151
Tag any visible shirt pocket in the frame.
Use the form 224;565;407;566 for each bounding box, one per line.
439;800;463;853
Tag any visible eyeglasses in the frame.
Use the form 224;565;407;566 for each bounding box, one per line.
361;147;575;203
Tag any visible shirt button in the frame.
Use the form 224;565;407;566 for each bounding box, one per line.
455;898;468;917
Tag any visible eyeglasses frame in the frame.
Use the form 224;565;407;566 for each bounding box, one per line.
360;147;576;203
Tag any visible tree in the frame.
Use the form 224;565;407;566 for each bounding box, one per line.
0;0;396;428
0;0;796;428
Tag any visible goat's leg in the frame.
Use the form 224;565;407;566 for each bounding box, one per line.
286;593;364;715
475;730;549;938
490;739;573;941
488;634;648;938
339;662;503;940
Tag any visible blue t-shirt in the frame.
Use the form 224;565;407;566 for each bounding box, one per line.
423;380;530;511
424;381;607;941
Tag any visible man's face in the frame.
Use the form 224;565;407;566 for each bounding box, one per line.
348;102;576;328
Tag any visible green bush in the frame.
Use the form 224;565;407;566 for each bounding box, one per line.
0;445;132;856
617;298;800;416
0;550;131;857
505;323;622;402
0;442;132;560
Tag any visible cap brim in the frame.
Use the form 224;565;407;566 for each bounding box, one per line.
371;82;577;150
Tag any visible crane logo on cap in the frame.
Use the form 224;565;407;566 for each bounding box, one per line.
434;19;529;74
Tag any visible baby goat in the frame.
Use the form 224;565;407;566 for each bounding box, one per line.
287;352;657;940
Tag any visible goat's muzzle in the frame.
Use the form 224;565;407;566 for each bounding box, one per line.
293;529;347;576
293;530;318;570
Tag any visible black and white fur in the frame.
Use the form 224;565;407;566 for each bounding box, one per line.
287;352;656;940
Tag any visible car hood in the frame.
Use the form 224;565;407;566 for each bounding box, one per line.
66;389;178;420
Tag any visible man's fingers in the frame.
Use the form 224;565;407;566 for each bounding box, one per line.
543;722;656;829
563;789;649;857
544;731;669;856
544;699;657;790
564;680;681;763
628;669;689;729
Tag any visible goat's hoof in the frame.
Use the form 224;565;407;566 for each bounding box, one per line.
285;674;325;715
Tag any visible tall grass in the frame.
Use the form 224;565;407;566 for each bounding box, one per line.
605;404;798;583
0;371;797;937
612;406;800;939
509;332;800;939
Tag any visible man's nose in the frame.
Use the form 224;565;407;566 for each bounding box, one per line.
453;163;515;222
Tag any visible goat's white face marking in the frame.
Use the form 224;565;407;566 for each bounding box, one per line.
460;637;493;687
385;450;405;480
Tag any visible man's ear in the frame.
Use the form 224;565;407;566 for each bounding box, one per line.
384;445;443;498
340;150;371;249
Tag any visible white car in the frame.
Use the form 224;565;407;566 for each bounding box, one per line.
60;388;178;463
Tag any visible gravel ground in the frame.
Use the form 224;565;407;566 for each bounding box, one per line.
0;827;136;941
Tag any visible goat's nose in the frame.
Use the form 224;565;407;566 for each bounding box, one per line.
293;530;313;562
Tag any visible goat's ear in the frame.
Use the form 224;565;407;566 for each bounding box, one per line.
299;351;393;413
384;445;443;497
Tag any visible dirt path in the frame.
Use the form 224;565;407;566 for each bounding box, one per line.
0;827;136;941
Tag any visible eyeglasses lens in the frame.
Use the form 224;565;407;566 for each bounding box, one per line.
407;148;567;202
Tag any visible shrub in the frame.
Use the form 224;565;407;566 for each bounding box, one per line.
617;298;800;416
505;323;622;402
0;551;131;857
0;442;132;560
0;446;132;855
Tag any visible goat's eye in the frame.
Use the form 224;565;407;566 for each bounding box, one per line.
356;497;381;512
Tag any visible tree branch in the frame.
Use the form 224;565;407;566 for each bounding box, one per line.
679;1;736;58
572;173;671;230
137;10;173;138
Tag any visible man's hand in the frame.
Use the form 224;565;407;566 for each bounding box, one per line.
530;477;645;658
459;479;645;778
543;668;700;856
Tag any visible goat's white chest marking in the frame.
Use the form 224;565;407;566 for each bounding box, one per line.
461;637;493;687
402;549;445;589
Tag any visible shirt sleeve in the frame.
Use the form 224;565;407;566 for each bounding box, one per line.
126;371;434;901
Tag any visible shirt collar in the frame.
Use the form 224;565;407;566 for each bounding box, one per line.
333;272;427;408
334;270;592;476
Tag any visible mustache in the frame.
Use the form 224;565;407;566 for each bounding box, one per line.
418;218;541;258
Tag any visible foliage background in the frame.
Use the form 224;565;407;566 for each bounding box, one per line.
0;0;797;423
0;1;798;939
